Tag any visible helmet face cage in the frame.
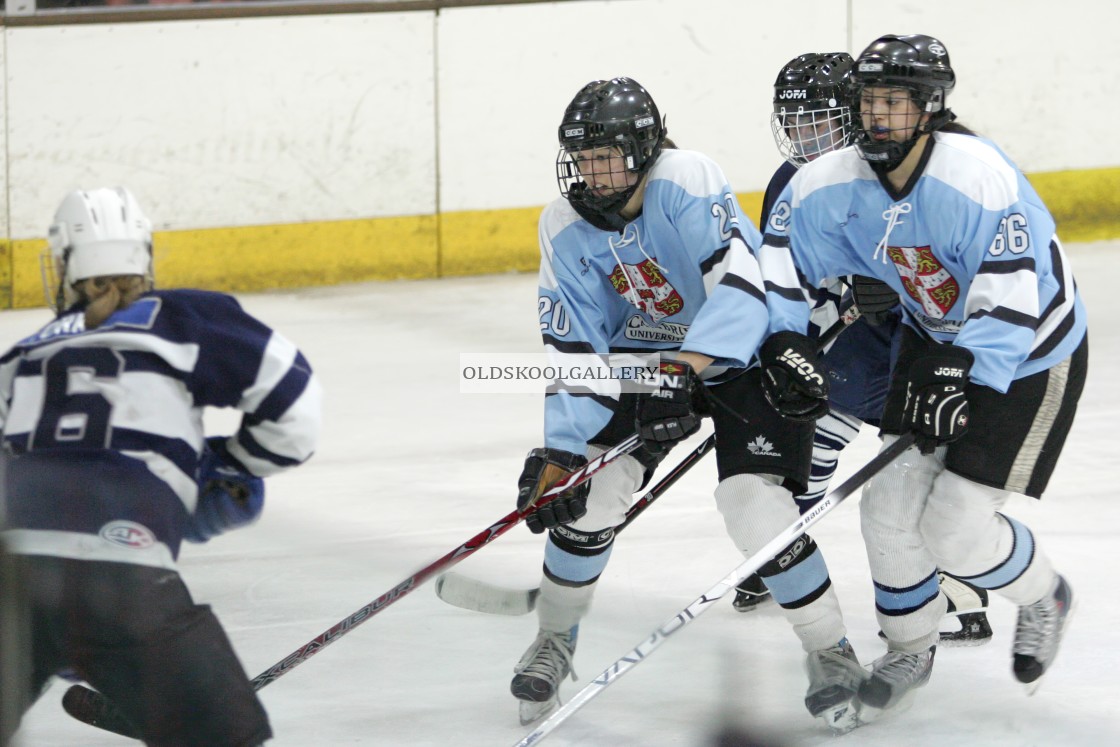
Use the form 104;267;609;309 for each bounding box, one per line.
852;35;955;171
555;77;665;230
770;53;856;167
771;106;853;167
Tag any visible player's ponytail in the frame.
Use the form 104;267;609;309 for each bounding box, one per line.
78;275;152;328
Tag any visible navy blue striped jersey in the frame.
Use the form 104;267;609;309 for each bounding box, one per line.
0;289;321;567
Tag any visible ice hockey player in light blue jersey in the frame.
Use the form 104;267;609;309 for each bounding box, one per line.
513;77;864;733
734;50;995;650
0;187;321;746
752;35;1086;719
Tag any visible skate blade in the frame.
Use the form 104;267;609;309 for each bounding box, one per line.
938;633;993;648
857;686;918;726
518;697;558;726
732;598;774;614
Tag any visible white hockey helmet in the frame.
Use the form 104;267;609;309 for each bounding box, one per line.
43;187;153;309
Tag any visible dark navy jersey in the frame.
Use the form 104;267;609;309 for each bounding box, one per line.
0;289;322;567
760;160;798;230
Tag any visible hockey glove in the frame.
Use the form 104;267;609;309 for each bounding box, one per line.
183;437;265;544
850;274;900;326
759;331;830;422
635;359;708;453
903;346;974;454
516;448;590;534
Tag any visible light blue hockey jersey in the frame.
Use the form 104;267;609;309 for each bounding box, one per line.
756;132;1086;393
0;289;322;567
538;149;768;454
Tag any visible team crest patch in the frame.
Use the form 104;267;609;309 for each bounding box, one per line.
886;245;960;319
608;259;684;322
100;521;156;549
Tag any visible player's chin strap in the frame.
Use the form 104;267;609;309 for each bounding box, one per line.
512;432;917;747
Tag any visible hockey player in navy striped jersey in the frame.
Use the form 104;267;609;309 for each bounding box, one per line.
511;77;865;733
741;35;1085;716
733;52;994;649
0;187;321;745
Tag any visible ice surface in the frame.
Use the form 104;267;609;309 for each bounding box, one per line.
8;241;1120;746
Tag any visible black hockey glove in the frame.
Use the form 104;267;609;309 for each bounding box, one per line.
635;359;708;453
850;274;900;326
903;346;974;454
516;448;590;534
759;331;830;422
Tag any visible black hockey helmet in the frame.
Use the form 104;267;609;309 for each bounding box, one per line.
556;77;666;232
771;52;856;166
852;34;956;172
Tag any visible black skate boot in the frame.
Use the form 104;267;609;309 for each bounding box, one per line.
938;572;993;647
1013;574;1073;694
511;626;577;725
877;573;994;646
804;638;867;734
732;573;772;613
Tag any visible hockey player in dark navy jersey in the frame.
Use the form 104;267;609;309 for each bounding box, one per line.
510;77;865;733
750;35;1086;718
0;187;322;746
732;52;993;650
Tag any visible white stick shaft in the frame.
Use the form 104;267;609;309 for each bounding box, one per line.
513;433;915;747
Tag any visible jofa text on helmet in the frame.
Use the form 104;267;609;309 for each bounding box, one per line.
777;89;808;100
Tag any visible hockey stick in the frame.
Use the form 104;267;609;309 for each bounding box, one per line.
513;432;916;747
436;306;861;616
61;435;646;740
436;430;718;615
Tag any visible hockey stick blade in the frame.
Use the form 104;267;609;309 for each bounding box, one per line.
61;684;140;739
63;435;643;739
436;572;540;615
513;433;916;747
435;432;718;616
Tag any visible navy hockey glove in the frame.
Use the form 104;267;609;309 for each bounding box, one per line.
904;346;974;454
635;359;708;453
759;331;829;422
183;437;265;544
516;448;590;534
850;274;900;326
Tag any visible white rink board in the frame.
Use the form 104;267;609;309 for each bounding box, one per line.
3;13;436;237
0;0;1117;233
434;0;849;212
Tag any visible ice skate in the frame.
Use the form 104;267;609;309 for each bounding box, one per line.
938;572;993;647
732;573;773;613
857;645;935;714
877;574;994;646
1013;574;1073;694
804;638;867;734
511;627;577;725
